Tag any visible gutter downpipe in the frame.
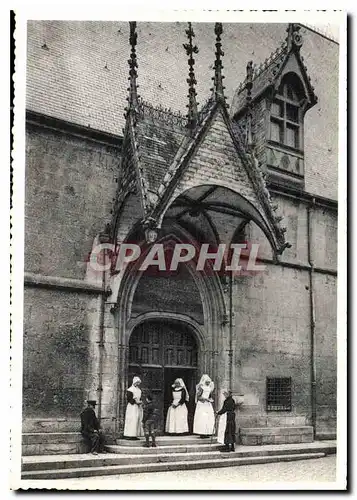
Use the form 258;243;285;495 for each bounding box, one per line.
307;198;317;439
229;270;233;392
97;234;109;421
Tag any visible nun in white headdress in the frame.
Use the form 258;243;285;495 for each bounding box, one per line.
193;374;215;437
165;378;189;434
123;376;144;439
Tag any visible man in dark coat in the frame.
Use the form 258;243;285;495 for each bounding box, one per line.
216;390;236;452
80;400;106;454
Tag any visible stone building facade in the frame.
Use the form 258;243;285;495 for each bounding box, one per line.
23;21;338;447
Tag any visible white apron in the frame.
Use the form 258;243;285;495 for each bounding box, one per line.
217;413;227;444
123;386;144;437
193;386;215;435
165;390;189;434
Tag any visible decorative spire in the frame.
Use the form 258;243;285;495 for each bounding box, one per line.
212;22;226;104
286;23;303;52
183;22;199;130
245;60;254;149
127;21;139;114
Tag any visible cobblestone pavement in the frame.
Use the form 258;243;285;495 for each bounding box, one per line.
57;456;338;489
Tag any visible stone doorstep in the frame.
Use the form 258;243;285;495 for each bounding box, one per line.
22;443;89;457
240;426;313;436
240;435;313;446
21;427;319;456
21;452;327;480
22;441;336;472
21;449;239;471
22;441;336;471
23;432;83;445
22;419;81;433
316;432;337;440
107;443;222;455
117;436;216;447
240;429;314;445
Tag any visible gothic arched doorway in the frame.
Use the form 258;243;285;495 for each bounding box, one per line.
128;318;199;433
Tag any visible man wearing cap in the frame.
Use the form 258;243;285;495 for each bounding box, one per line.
80;400;106;454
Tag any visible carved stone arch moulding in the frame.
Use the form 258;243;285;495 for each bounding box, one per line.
111;226;228;434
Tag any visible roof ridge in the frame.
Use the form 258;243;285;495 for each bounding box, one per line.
235;41;288;95
153;101;219;212
137;98;188;129
197;96;215;126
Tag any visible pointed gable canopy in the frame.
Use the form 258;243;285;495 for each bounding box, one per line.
112;22;292;257
231;23;318;119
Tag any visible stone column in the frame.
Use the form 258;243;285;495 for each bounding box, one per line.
97;301;119;441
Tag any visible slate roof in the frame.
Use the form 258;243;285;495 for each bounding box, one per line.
134;101;188;194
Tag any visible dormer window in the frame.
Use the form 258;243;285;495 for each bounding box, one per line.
269;74;305;152
231;39;318;190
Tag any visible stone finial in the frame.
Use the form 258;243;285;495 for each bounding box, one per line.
212;22;227;104
127;21;139;112
183;22;199;130
286;23;303;52
246;60;253;105
245;60;254;148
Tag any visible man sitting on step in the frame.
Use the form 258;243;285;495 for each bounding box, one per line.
80;399;106;455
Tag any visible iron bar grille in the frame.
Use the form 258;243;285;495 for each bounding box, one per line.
266;377;292;411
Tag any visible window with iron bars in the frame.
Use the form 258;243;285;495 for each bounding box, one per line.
266;377;292;412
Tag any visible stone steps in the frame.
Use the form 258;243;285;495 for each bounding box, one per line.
22;442;336;472
23;450;234;471
23;419;81;433
240;426;314;445
23;432;83;445
21;440;336;480
116;435;215;447
107;443;221;454
22;433;215;456
22;433;88;456
21;452;326;479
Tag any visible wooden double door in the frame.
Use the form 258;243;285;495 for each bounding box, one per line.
128;320;198;434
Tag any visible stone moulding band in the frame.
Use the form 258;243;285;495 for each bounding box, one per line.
26;110;123;149
24;272;105;294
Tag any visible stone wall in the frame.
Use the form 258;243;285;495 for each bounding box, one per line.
231;204;337;436
312;205;338;271
314;272;337;436
231;265;311;429
23;124;122;424
25;125;119;280
23;287;101;421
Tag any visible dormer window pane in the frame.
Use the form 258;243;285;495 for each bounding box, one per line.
286;125;298;148
271;120;283;143
287;85;297;101
286;103;299;123
271;100;283;117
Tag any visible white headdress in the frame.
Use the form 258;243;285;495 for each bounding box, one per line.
128;376;142;399
198;374;214;391
172;378;189;401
